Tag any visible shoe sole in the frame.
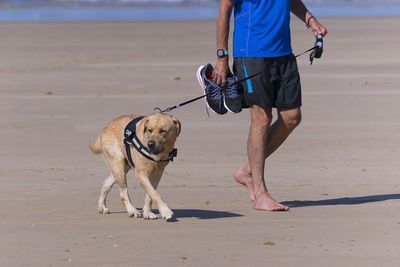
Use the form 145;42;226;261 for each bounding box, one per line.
196;65;218;114
223;94;235;113
223;95;243;113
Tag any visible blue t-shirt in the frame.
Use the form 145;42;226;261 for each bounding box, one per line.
233;0;292;58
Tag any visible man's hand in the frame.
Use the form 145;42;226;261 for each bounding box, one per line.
290;0;328;37
308;17;328;37
213;57;230;85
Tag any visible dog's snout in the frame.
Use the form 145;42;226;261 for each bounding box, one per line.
147;140;156;149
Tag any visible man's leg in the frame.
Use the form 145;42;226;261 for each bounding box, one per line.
265;108;302;156
239;105;287;211
234;107;301;209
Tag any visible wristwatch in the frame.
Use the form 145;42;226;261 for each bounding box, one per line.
216;49;229;58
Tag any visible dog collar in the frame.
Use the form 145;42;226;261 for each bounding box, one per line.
123;116;177;168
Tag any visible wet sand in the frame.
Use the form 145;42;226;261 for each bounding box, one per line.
0;18;400;266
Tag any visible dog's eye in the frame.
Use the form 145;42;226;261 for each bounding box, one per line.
148;129;153;133
159;129;167;134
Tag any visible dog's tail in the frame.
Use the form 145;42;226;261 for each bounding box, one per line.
89;135;102;154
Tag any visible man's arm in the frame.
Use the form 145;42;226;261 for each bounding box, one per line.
213;0;233;85
291;0;328;36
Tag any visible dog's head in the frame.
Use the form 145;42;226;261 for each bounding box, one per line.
140;113;181;155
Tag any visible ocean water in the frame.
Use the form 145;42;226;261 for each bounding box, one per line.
0;0;399;21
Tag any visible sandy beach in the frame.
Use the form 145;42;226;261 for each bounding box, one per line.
0;17;400;266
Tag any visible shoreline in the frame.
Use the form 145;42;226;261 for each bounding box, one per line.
1;15;399;23
1;5;400;22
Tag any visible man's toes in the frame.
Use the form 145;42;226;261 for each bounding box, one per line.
280;205;289;211
273;206;289;211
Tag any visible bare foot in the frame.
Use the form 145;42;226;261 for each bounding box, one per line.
233;166;255;201
253;192;289;211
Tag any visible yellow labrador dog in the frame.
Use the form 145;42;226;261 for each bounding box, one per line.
89;113;181;220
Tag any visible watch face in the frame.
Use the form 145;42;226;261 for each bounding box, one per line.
217;49;228;57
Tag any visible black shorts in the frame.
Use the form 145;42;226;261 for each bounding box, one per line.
233;54;302;109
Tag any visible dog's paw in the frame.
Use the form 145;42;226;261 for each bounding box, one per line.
159;206;174;220
98;207;110;214
143;210;157;220
128;211;142;218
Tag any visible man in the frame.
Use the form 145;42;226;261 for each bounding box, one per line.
212;0;327;211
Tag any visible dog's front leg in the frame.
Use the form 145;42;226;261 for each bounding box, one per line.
143;194;157;220
142;173;162;219
137;173;173;220
111;160;141;218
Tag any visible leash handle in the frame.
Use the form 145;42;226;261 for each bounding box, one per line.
309;34;324;65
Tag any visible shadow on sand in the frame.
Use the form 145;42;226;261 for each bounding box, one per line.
282;193;400;208
172;209;243;220
110;209;243;221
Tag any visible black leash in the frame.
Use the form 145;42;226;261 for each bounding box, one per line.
158;37;324;113
295;45;318;59
160;94;208;113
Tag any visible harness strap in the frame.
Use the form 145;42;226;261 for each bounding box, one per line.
124;138;136;168
124;116;144;168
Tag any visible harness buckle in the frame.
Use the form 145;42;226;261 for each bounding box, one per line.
125;129;132;137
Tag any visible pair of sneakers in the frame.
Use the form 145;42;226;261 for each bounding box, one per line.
196;64;242;114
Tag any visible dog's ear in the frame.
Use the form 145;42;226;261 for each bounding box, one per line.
172;117;181;137
142;117;150;134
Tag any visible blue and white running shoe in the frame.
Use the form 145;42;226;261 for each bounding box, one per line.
196;64;228;115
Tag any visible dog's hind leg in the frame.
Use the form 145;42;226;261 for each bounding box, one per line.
111;161;141;218
98;172;116;214
142;173;162;220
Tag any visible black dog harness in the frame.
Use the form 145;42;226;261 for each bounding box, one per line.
123;116;177;168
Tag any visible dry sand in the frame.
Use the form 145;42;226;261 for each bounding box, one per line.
0;17;400;266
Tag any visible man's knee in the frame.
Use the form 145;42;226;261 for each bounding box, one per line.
279;108;302;131
251;106;273;127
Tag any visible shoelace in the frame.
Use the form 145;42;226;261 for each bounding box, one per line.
224;76;240;98
206;82;223;100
